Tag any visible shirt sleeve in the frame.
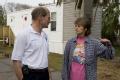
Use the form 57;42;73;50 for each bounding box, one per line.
95;40;115;59
11;33;26;61
44;32;49;54
62;40;70;80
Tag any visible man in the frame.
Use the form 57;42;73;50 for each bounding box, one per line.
11;7;50;80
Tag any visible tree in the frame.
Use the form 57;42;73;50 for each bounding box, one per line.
102;1;120;45
5;3;32;13
0;5;6;26
57;0;119;21
57;0;93;20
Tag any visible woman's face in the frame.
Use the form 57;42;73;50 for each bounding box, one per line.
74;24;86;36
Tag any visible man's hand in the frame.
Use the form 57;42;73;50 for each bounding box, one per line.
12;60;23;80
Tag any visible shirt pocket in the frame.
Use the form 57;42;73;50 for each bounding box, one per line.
86;44;95;57
29;39;42;50
86;49;96;65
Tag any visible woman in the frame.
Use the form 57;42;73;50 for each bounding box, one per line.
62;17;114;80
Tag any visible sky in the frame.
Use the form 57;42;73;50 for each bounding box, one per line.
0;0;55;6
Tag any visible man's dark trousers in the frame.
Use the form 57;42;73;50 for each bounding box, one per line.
22;67;49;80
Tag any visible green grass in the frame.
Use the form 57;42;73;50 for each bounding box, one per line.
114;46;120;56
48;53;120;80
0;46;13;53
97;58;120;80
48;53;63;71
0;46;13;58
0;46;120;80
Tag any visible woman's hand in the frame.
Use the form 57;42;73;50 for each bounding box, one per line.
100;38;110;43
100;38;111;46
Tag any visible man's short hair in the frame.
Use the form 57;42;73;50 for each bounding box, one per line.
31;7;49;20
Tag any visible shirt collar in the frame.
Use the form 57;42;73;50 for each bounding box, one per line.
72;35;90;43
29;25;44;36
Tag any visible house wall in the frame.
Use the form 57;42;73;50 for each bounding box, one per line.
7;9;32;37
63;2;76;42
63;2;85;50
45;4;64;54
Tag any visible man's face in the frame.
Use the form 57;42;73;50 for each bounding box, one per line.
74;24;86;36
41;13;50;28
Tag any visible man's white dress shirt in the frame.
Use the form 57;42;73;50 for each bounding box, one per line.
11;25;49;69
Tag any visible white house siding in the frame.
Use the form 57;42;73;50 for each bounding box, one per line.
45;4;64;54
63;2;85;52
7;9;33;37
7;4;64;54
63;2;76;50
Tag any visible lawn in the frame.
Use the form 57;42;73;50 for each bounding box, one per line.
97;58;120;80
49;53;120;80
114;46;120;56
48;53;63;71
0;46;120;80
0;46;13;58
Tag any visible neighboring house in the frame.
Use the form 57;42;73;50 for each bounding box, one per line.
7;2;102;54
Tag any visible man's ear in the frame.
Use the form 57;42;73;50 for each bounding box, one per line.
85;28;87;31
38;17;44;23
41;16;45;20
38;16;42;20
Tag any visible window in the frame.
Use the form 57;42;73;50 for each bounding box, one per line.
10;16;15;22
24;17;27;21
51;12;56;31
22;14;28;22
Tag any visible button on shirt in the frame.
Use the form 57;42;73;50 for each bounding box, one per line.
11;26;49;69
